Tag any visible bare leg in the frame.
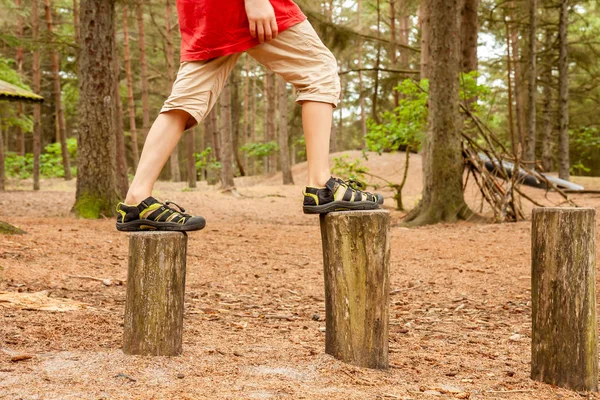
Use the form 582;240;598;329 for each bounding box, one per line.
302;101;333;187
125;110;190;204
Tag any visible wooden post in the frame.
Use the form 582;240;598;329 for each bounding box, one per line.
123;232;187;356
531;207;598;392
319;210;391;369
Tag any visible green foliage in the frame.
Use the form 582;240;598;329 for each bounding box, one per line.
194;147;221;176
0;57;30;89
294;136;306;159
332;155;370;189
365;79;428;154
241;141;279;159
570;127;600;175
4;138;77;179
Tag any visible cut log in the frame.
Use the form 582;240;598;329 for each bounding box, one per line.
531;207;598;392
319;210;391;369
123;232;187;356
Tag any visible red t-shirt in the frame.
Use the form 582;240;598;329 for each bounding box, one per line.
177;0;306;61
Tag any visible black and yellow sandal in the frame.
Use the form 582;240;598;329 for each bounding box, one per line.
302;177;384;214
116;197;206;232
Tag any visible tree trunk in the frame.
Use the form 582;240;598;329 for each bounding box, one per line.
15;0;25;156
460;0;478;73
278;76;294;185
557;0;570;180
243;56;250;174
404;0;472;226
73;0;80;41
531;207;597;392
389;0;399;107
137;0;150;140
44;0;72;181
541;28;554;172
74;0;120;218
220;81;235;191
203;109;216;183
123;4;139;168
231;65;245;176
419;0;430;79
505;15;517;157
114;18;129;198
187;128;196;188
123;232;187;356
525;0;537;164
165;0;180;182
32;0;41;190
357;0;367;143
266;70;277;172
0;117;4;191
510;2;525;153
320;210;391;369
372;0;382;123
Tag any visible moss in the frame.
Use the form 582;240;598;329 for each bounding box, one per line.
73;192;115;219
0;220;26;235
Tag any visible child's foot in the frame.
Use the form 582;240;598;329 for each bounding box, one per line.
116;197;206;232
302;177;384;214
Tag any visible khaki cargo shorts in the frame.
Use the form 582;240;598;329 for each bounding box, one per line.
160;20;341;130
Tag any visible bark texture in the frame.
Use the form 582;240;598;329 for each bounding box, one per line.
123;232;187;356
460;0;479;73
113;23;128;197
541;28;554;172
558;0;570;180
405;0;471;226
74;0;120;218
165;0;180;182
220;81;235;191
531;207;597;392
136;0;150;139
418;0;430;79
0;121;4;191
44;0;72;181
278;76;293;185
320;210;391;369
32;0;41;190
122;4;139;168
525;0;537;163
187;128;197;188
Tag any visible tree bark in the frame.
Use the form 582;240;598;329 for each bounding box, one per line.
231;65;245;176
265;70;277;172
557;0;570;180
389;0;399;107
505;15;517;157
114;18;129;198
278;76;294;185
0;117;4;191
320;210;391;369
541;28;554;172
32;0;41;190
460;0;478;73
165;0;180;182
136;0;150;140
123;232;187;356
123;4;139;168
525;0;537;163
187;128;196;188
531;207;597;392
15;0;25;156
74;0;120;218
44;0;72;181
419;0;430;79
220;80;235;191
405;0;472;226
357;0;367;143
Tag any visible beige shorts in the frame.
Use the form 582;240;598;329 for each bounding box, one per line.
160;20;341;129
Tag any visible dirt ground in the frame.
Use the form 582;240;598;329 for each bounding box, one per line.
1;151;600;400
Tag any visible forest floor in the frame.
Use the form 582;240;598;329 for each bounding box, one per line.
1;151;600;400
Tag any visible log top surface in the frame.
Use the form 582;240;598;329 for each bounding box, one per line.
322;210;390;219
129;232;188;238
532;207;596;214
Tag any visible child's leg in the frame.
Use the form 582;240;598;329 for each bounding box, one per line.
122;55;241;205
302;102;333;188
125;110;189;204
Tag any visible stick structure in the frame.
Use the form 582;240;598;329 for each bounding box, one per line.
531;207;597;391
123;232;187;356
319;210;391;369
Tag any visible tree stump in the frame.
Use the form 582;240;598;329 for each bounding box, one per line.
319;210;391;369
123;232;187;356
531;207;598;392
